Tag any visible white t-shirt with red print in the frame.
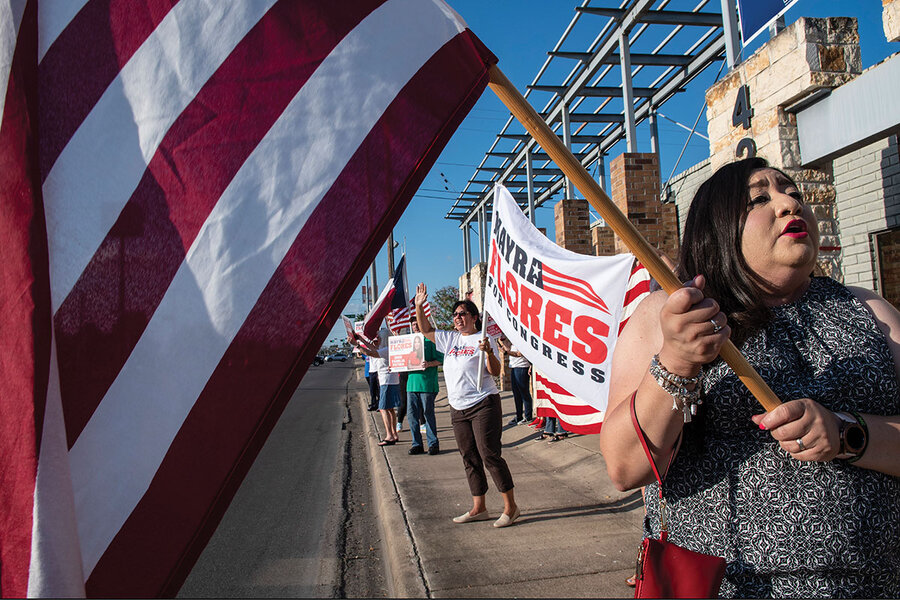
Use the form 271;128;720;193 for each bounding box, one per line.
434;330;498;410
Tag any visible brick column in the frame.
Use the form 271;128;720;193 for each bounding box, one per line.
885;0;900;42
705;17;861;279
592;225;616;256
554;197;592;255
601;153;679;260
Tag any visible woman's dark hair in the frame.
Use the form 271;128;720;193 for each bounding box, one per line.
678;156;799;345
452;299;482;330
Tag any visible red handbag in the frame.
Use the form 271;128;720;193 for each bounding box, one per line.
630;393;726;599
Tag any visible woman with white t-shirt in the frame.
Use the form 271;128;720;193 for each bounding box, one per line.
414;283;520;528
351;328;401;445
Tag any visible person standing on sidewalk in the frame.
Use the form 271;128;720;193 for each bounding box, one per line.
498;335;533;426
350;327;400;446
364;354;379;411
406;320;443;456
414;283;520;528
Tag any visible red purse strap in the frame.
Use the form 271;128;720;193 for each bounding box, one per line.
629;391;679;538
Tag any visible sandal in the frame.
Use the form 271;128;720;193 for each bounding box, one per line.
626;574;637;587
554;433;569;441
377;439;396;446
537;433;550;441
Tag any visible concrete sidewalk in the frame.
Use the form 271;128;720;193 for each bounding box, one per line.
353;365;644;598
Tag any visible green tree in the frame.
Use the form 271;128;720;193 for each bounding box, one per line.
431;285;459;330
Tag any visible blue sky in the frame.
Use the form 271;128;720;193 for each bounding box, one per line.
324;0;897;345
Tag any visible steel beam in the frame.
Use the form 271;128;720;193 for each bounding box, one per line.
577;7;722;27
619;32;637;153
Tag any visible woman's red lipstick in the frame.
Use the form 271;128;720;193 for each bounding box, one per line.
781;219;808;238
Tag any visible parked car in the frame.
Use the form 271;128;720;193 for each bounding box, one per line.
329;353;348;362
312;354;325;366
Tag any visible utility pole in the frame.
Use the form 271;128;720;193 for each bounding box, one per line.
387;231;395;277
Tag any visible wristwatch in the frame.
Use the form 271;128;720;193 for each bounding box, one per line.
834;411;868;461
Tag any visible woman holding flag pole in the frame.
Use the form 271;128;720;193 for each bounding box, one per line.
598;158;900;597
414;283;520;528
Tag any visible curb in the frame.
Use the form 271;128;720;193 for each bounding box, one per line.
357;389;428;598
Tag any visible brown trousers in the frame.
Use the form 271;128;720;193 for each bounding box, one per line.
450;393;515;496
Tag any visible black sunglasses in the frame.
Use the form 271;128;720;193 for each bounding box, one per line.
453;311;470;318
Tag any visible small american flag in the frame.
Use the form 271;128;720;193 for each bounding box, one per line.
387;298;432;333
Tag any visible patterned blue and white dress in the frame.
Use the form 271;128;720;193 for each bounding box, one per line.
643;277;900;598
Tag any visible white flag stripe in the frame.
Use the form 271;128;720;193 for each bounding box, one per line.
43;0;278;313
28;333;85;598
0;0;26;128
37;0;88;62
67;0;465;575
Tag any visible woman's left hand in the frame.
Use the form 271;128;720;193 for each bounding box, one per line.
478;337;493;354
752;399;841;461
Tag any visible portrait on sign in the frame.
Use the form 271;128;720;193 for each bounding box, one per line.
389;333;425;372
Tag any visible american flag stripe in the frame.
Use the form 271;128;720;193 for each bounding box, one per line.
1;2;47;595
619;261;651;335
2;1;495;596
534;391;602;416
54;0;374;449
44;0;279;311
38;0;180;178
541;262;610;314
533;372;603;434
67;0;473;578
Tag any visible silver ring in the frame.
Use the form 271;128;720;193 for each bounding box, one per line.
796;438;805;452
710;318;722;333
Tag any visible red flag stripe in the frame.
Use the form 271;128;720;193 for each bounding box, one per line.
535;406;603;435
84;29;492;596
0;2;49;597
535;391;602;416
38;0;180;179
53;0;379;450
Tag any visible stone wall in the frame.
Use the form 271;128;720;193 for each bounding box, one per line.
885;0;900;42
666;158;712;241
458;262;487;309
833;134;900;291
705;17;862;280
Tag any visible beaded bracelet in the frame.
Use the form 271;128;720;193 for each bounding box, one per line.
648;354;704;423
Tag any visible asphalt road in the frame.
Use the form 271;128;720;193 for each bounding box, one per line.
179;359;383;597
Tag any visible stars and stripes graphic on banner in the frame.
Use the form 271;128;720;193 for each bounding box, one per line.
534;261;652;433
540;263;611;315
0;1;495;597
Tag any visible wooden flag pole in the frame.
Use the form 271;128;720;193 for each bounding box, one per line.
487;65;781;412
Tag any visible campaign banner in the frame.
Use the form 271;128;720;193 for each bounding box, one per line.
484;185;634;412
737;0;799;44
388;333;426;372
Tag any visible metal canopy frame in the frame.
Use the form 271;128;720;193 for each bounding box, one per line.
446;0;741;268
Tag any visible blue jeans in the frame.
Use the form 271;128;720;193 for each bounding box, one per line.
510;367;533;421
407;391;438;449
543;416;567;435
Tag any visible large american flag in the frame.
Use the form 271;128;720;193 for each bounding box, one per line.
0;1;495;596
